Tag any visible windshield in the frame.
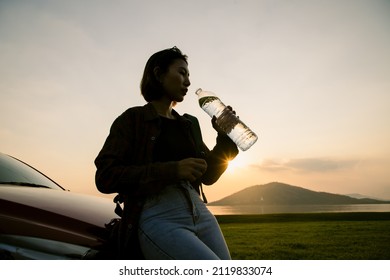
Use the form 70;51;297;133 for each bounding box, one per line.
0;153;65;190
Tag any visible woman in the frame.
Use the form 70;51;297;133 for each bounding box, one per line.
95;47;238;260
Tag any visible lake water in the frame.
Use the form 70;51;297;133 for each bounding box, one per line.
208;204;390;215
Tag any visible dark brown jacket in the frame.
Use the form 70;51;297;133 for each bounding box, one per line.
95;103;238;258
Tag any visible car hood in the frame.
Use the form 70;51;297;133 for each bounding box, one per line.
0;186;118;250
0;186;117;226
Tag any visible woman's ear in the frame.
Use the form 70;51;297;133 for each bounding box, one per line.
153;66;163;83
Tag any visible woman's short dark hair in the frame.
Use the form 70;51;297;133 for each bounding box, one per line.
140;46;188;102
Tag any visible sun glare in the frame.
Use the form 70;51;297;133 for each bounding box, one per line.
226;157;247;173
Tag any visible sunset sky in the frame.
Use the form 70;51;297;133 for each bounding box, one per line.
1;0;389;202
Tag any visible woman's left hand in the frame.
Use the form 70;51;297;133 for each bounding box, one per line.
211;106;236;135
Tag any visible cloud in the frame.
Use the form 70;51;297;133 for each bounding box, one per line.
252;157;359;173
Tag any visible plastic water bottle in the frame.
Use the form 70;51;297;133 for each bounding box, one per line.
195;88;258;151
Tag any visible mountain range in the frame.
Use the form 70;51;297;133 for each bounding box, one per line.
209;182;390;206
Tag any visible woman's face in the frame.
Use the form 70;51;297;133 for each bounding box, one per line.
160;59;191;103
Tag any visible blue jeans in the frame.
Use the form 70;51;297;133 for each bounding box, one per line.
138;181;231;260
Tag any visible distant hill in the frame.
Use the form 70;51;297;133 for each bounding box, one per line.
209;182;390;206
345;193;387;201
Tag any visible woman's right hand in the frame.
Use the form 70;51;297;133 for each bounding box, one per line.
177;158;207;182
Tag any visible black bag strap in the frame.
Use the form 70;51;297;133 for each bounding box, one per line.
183;113;205;157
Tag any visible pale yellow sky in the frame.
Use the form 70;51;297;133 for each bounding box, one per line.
1;0;389;202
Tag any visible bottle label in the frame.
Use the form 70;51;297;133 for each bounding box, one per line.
198;96;219;107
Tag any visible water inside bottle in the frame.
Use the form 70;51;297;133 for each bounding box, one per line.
199;97;223;118
228;122;258;151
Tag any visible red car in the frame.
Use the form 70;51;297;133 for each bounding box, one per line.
0;153;118;259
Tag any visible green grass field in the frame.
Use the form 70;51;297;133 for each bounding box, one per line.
216;212;390;260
